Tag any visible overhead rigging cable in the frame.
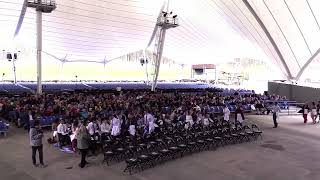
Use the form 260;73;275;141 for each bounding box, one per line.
203;0;248;40
0;13;152;38
59;4;155;23
262;0;301;68
18;22;148;42
1;7;155;33
0;1;156;30
21;30;146;46
65;0;158;17
216;0;278;61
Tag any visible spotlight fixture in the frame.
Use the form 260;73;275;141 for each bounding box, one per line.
173;15;177;18
170;11;173;14
140;59;145;66
163;12;168;17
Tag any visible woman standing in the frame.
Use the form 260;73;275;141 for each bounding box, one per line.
311;102;317;124
235;104;245;126
77;125;91;168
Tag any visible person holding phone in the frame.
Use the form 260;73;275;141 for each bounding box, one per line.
29;120;46;168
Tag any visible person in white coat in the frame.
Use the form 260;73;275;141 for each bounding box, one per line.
111;115;121;137
144;110;155;134
223;105;230;122
203;113;212;127
185;111;194;129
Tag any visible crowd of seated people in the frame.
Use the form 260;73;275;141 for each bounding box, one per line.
0;91;287;126
0;90;285;133
0;89;286;170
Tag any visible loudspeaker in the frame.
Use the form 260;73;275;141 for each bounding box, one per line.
194;68;204;75
7;53;12;61
14;53;17;60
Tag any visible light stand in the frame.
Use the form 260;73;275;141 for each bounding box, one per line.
27;0;56;95
150;8;179;91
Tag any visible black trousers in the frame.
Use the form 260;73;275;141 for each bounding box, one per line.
79;149;88;168
90;139;97;154
32;145;43;165
58;133;70;148
273;113;278;127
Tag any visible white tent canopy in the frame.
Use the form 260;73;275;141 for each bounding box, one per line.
0;0;319;80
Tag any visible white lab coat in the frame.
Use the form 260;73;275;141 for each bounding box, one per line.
111;117;121;136
203;118;210;126
144;113;155;134
223;107;230;121
185;115;194;126
129;125;136;136
237;114;244;123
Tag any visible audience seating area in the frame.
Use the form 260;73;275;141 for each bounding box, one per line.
100;121;262;174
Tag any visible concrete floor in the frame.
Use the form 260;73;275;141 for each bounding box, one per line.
1;115;320;180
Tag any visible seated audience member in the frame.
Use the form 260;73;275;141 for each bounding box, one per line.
144;110;155;135
185;111;193;129
203;113;211;127
111;114;121;137
87;119;100;155
100;118;111;141
57;119;70;149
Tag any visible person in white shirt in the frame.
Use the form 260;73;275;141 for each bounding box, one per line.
100;118;111;141
57;119;70;148
223;105;230;122
272;102;281;128
87;119;99;136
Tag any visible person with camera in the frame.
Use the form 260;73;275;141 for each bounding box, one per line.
29;120;46;168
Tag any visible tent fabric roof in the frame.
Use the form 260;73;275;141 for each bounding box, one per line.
0;0;319;79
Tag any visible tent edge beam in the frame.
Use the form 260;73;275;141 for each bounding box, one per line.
295;48;320;80
242;0;293;80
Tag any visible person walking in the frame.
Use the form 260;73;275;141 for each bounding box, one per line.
77;125;91;168
302;104;310;123
272;102;281;128
311;102;317;124
235;104;245;126
29;120;46;168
